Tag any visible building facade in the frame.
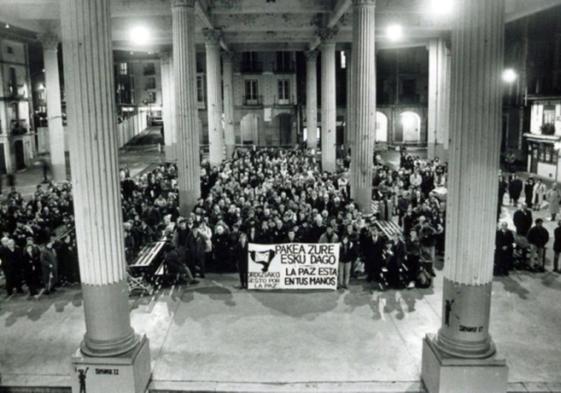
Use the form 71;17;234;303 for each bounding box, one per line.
0;35;35;174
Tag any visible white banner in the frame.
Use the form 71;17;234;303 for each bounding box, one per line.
248;243;340;290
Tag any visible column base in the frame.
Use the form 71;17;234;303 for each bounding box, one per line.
71;335;151;393
421;334;508;393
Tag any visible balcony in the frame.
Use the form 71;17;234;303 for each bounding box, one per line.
243;95;263;107
273;62;296;74
240;61;263;74
273;95;295;107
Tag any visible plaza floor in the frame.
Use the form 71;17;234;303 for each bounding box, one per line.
1;269;561;392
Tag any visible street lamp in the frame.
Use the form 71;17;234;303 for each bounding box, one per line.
386;24;403;42
502;68;518;84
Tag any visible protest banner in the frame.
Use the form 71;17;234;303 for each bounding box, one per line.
248;242;340;290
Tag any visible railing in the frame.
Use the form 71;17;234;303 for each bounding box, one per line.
243;95;263;107
240;61;263;73
273;95;295;106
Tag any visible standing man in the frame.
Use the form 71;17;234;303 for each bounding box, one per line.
40;237;59;294
22;236;42;296
527;218;549;272
508;174;523;206
553;220;561;273
513;203;533;237
1;237;24;296
524;177;536;209
495;222;514;276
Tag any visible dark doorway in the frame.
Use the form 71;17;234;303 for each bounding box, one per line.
14;140;25;170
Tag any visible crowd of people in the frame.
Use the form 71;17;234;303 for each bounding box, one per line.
495;174;561;275
1;147;451;297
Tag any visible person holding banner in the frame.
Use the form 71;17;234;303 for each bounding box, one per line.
234;232;249;289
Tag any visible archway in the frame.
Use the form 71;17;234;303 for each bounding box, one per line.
375;111;388;143
240;113;259;145
400;111;421;142
274;113;293;146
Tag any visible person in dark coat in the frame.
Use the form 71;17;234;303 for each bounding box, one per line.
527;218;549;271
553;220;561;273
405;229;421;287
213;224;231;272
513;204;533;237
40;239;58;294
508;175;523;205
164;245;198;284
22;237;42;295
1;238;24;296
234;232;249;289
384;235;406;289
338;235;356;289
495;222;514;276
524;177;536;209
362;226;385;283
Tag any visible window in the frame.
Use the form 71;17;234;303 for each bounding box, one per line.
340;51;346;69
6;46;13;54
196;75;205;102
145;77;156;90
276;52;291;72
145;92;156;104
278;79;289;101
143;63;156;76
119;62;128;76
245;80;258;100
8;67;16;95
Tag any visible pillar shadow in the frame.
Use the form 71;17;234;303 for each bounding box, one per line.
494;275;530;300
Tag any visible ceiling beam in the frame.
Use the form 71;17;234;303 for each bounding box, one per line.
505;0;561;22
195;0;229;51
309;0;351;50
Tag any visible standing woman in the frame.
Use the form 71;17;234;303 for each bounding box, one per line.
547;184;561;221
235;232;249;289
533;179;547;211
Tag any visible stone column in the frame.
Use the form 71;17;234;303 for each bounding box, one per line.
344;48;353;153
173;0;201;215
60;0;151;390
204;29;224;166
42;33;67;182
421;1;508;392
160;50;176;161
427;38;451;160
305;50;318;150
223;51;235;159
349;0;376;212
320;32;337;173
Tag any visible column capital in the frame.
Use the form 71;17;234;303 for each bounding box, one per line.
40;32;60;51
352;0;376;7
203;28;223;46
318;26;339;43
171;0;195;9
305;49;318;61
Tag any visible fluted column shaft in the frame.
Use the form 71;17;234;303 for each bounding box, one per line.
173;0;201;215
306;51;318;150
61;0;138;357
427;38;451;160
161;51;176;160
223;52;235;159
434;0;505;359
344;49;353;152
205;33;224;166
42;35;67;182
350;0;376;212
321;42;336;172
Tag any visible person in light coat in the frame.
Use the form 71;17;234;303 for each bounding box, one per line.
547;185;561;221
533;179;547;211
